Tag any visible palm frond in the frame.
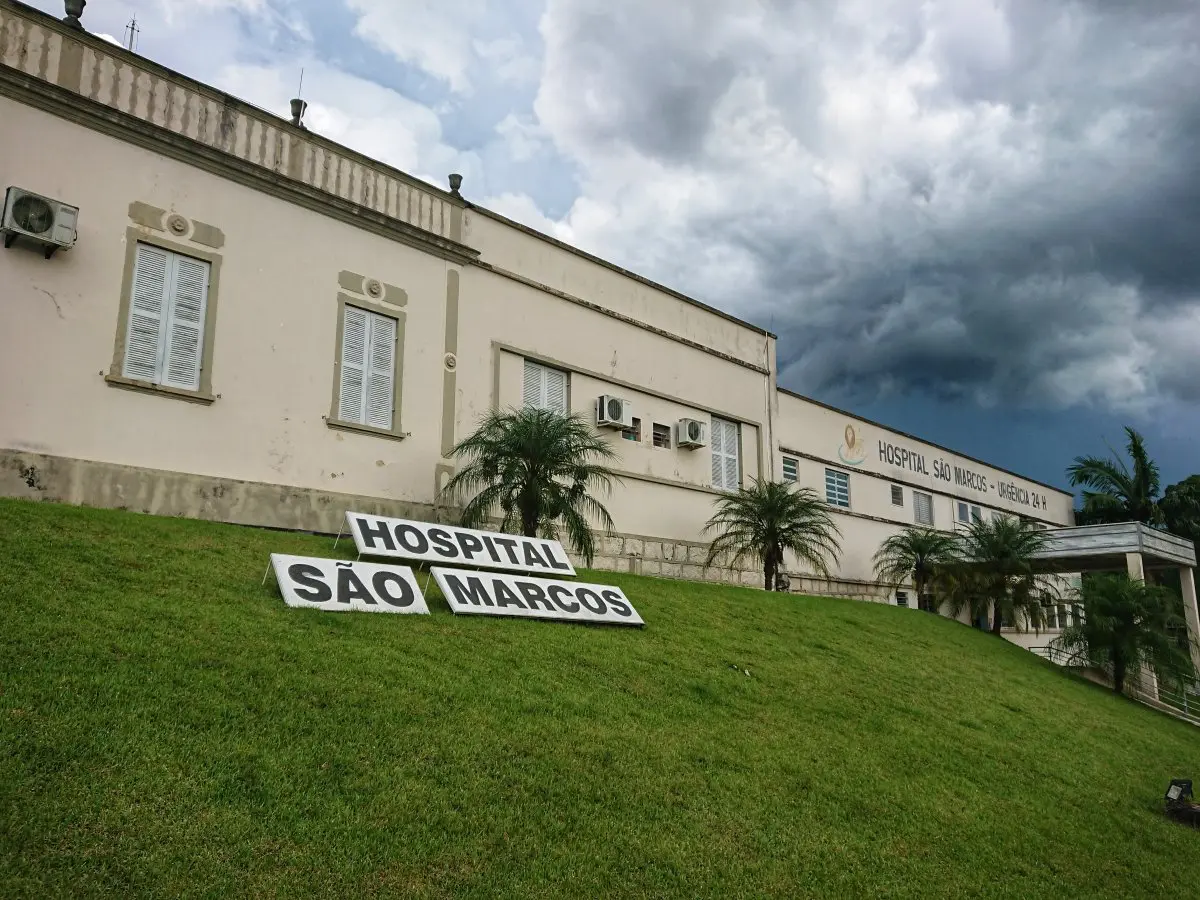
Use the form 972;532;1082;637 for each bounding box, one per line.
440;406;621;565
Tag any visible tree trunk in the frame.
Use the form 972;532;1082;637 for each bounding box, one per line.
1113;651;1127;695
991;601;1004;635
764;556;776;592
915;574;926;611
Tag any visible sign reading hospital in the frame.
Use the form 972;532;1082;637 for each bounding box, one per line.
874;437;1051;511
270;554;429;614
346;513;577;576
431;567;643;627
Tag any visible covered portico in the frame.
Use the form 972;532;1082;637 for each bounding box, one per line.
1033;522;1200;673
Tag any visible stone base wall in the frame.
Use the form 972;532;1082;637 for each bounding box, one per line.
0;449;443;534
1;448;893;598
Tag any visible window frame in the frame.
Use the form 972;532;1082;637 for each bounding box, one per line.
825;468;851;509
327;295;407;441
913;491;934;526
522;359;570;414
622;417;642;442
106;230;222;404
652;422;671;449
710;416;741;492
782;456;799;482
890;484;904;506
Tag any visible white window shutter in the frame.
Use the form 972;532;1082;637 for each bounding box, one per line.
523;359;542;409
339;306;368;423
545;366;567;413
365;313;396;429
122;244;170;382
161;255;209;390
724;424;739;490
710;417;725;488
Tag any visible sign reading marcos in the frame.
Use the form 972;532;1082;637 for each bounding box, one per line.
346;512;576;576
431;567;643;626
270;554;429;614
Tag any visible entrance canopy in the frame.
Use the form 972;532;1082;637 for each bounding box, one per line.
1032;522;1196;574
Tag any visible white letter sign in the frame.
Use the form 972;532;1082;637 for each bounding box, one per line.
270;554;429;614
430;567;643;627
345;512;577;576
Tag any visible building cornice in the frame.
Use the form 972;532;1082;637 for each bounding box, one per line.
0;66;480;266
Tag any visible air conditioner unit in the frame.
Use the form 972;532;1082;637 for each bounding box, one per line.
595;395;634;429
1;187;79;258
676;417;708;449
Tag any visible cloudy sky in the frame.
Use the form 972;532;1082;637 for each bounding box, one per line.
37;0;1200;494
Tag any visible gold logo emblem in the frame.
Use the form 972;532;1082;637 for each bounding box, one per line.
838;424;867;466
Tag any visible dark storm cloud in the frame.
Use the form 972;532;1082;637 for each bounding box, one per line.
537;0;1200;413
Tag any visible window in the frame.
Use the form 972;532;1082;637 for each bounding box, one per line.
972;506;982;523
825;469;850;508
710;417;740;492
782;457;798;482
336;305;398;430
119;243;211;391
913;491;934;526
652;423;671;449
891;484;903;506
957;502;982;524
622;417;641;442
523;359;568;413
896;591;909;608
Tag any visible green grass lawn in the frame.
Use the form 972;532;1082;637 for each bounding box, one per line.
2;498;1198;899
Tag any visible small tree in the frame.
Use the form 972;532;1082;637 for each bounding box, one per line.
1053;574;1194;694
703;479;842;591
440;407;619;566
872;527;960;610
943;516;1055;634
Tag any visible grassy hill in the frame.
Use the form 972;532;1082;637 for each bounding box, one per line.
2;498;1198;899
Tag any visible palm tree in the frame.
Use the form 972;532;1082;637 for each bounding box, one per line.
872;527;960;611
1053;574;1193;694
1066;426;1164;526
943;516;1055;635
440;407;619;566
703;479;842;591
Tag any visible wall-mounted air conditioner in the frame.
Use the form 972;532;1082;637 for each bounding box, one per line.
595;395;634;429
1;187;79;258
676;417;708;449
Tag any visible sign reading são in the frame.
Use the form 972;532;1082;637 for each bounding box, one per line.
267;512;643;628
875;438;1050;511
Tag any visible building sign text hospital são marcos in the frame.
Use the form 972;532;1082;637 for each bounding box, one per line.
876;439;1050;511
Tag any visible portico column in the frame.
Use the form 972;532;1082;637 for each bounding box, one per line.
1180;567;1200;676
1125;552;1145;583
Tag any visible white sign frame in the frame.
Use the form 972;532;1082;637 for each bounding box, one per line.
270;554;430;615
345;512;577;577
430;567;643;627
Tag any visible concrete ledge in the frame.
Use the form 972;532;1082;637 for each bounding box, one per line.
0;449;441;534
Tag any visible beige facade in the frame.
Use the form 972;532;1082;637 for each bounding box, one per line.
0;1;1079;630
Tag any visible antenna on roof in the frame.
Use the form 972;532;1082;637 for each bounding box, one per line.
289;68;308;130
123;15;140;53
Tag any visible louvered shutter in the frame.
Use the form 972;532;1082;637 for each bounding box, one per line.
711;418;740;491
545;366;567;413
710;417;725;488
523;359;542;408
161;255;209;390
365;313;396;429
723;421;739;490
122;244;170;382
339;306;368;422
